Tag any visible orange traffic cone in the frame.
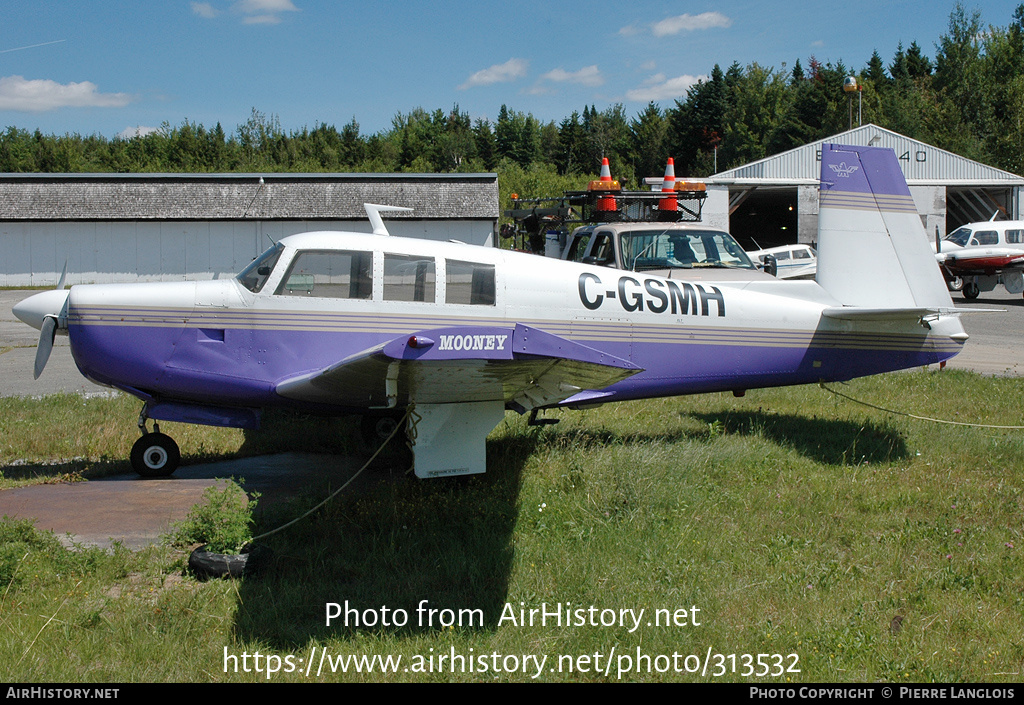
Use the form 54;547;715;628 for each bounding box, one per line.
658;158;678;216
590;157;620;215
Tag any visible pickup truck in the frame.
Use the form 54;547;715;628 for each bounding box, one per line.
558;221;776;282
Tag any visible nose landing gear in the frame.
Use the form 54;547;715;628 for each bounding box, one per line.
131;409;180;478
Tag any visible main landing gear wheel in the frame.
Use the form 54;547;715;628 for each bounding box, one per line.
962;282;980;300
130;432;180;477
361;412;403;448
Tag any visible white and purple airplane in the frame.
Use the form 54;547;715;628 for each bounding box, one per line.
13;145;967;479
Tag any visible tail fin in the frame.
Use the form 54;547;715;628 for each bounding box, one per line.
816;144;953;309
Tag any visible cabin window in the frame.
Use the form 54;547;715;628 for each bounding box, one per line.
794;248;812;259
565;233;592;263
384;254;435;303
974;230;998;246
1007;230;1024;244
275;250;372;299
446;260;495;306
236;243;284;293
585;233;615;266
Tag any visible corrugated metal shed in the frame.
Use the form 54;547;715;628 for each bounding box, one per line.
0;172;499;285
711;124;1024;186
0;172;498;221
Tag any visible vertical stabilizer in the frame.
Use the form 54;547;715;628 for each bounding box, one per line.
817;144;953;309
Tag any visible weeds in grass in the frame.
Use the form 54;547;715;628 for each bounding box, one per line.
167;480;259;554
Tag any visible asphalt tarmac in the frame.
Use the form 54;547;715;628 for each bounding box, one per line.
1;286;1022;549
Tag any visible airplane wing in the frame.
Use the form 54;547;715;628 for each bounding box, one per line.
274;323;642;412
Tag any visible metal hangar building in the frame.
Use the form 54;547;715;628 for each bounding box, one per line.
0;172;498;286
702;124;1024;251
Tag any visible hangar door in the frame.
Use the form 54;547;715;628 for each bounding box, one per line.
946;187;1015;230
727;187;798;251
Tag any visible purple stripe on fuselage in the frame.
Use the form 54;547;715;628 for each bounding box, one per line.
69;320;960;411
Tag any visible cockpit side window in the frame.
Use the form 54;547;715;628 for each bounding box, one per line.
236;243;284;293
275;250;372;299
945;227;972;247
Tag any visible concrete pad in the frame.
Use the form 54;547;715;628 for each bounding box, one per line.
0;452;365;550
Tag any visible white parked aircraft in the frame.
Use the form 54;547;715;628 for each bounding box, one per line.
747;244;818;280
934;219;1024;299
13;145;966;479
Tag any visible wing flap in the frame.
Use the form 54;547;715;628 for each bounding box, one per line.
275;324;641;409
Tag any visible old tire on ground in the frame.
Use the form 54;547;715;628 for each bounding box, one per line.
188;543;269;580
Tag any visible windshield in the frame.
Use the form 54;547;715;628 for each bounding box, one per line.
619;229;756;270
944;227;972;247
236;243;284;293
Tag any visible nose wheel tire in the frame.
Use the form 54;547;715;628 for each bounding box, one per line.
962;282;980;300
130;433;181;477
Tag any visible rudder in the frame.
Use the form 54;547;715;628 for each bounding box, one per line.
816;144;952;309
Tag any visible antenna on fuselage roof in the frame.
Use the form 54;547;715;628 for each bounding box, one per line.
241;176;278;247
365;203;414;237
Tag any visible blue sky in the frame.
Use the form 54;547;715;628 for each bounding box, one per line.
0;1;1019;139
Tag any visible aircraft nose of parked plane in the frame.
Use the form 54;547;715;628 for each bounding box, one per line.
13;289;70;331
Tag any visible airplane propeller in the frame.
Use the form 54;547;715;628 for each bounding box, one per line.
12;262;70;379
34;315;58;379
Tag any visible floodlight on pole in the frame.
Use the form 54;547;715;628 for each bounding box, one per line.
843;76;862;129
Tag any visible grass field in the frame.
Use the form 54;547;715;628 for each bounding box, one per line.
1;370;1023;682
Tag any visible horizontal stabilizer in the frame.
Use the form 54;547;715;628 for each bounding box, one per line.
822;307;941;321
822;306;999;321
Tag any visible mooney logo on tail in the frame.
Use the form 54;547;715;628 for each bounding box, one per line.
829;162;859;178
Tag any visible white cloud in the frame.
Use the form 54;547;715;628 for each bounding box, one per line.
243;14;283;24
0;75;134;112
458;58;528;90
231;0;298;24
626;73;706;102
191;2;219;18
652;11;732;36
234;0;298;12
117;125;162;140
539;65;604;87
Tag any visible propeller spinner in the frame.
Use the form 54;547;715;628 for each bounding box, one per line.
13;287;70;379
